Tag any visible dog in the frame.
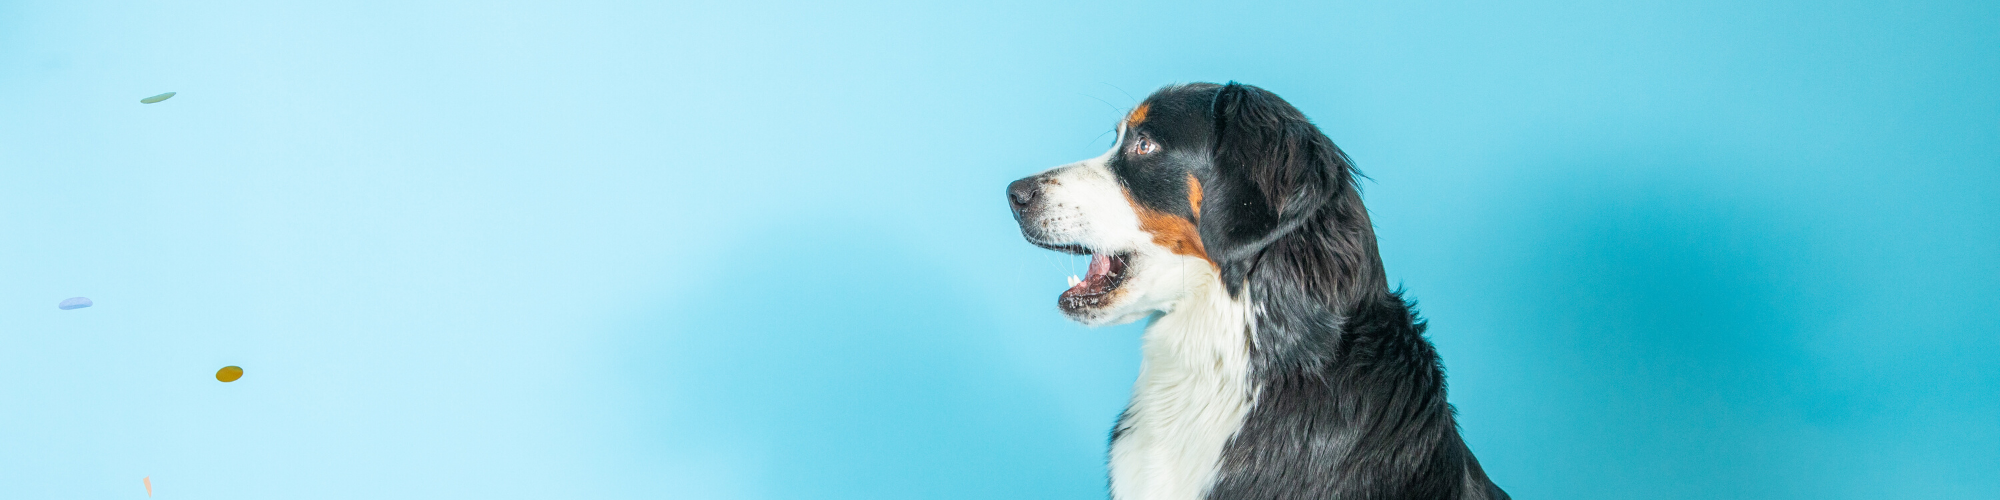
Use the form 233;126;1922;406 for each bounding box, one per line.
1006;82;1508;500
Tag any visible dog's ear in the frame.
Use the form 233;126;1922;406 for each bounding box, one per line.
1199;82;1347;292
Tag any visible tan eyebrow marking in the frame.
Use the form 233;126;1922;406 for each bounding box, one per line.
1124;103;1150;128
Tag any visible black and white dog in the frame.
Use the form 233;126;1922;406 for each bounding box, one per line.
1007;83;1508;500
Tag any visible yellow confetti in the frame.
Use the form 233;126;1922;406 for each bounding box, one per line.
140;92;175;104
216;365;243;382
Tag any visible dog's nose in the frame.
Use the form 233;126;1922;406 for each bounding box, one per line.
1007;177;1039;213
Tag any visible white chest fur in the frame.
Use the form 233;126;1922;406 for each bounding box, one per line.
1109;277;1256;500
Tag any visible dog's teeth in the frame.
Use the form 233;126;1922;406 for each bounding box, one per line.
1067;275;1081;287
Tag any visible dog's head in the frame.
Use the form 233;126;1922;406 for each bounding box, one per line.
1008;82;1372;325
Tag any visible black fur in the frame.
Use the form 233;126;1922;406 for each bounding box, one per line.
1110;83;1508;500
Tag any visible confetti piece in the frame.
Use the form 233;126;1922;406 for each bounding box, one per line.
144;476;152;496
216;366;243;383
140;92;175;104
58;297;92;310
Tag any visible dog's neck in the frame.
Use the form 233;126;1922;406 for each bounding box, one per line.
1110;266;1257;500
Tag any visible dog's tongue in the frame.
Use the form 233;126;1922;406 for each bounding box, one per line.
1066;254;1117;291
1086;253;1112;279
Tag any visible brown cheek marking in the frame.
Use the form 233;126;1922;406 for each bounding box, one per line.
1124;188;1210;262
1123;103;1150;128
1186;174;1203;220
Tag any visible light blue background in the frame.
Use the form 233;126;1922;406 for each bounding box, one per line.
3;1;1995;498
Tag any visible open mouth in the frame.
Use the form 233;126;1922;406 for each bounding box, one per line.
1059;251;1131;312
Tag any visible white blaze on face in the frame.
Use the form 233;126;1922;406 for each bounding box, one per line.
1024;149;1147;254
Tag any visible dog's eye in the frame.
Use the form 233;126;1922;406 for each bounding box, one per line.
1130;136;1159;155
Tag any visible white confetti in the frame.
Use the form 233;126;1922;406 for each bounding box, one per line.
58;297;92;310
140;92;175;104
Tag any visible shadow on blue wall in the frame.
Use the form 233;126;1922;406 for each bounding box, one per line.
1454;151;1998;498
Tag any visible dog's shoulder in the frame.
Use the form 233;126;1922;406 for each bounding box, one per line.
1207;293;1504;500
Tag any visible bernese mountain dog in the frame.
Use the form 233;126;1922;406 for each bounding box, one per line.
1007;82;1509;500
